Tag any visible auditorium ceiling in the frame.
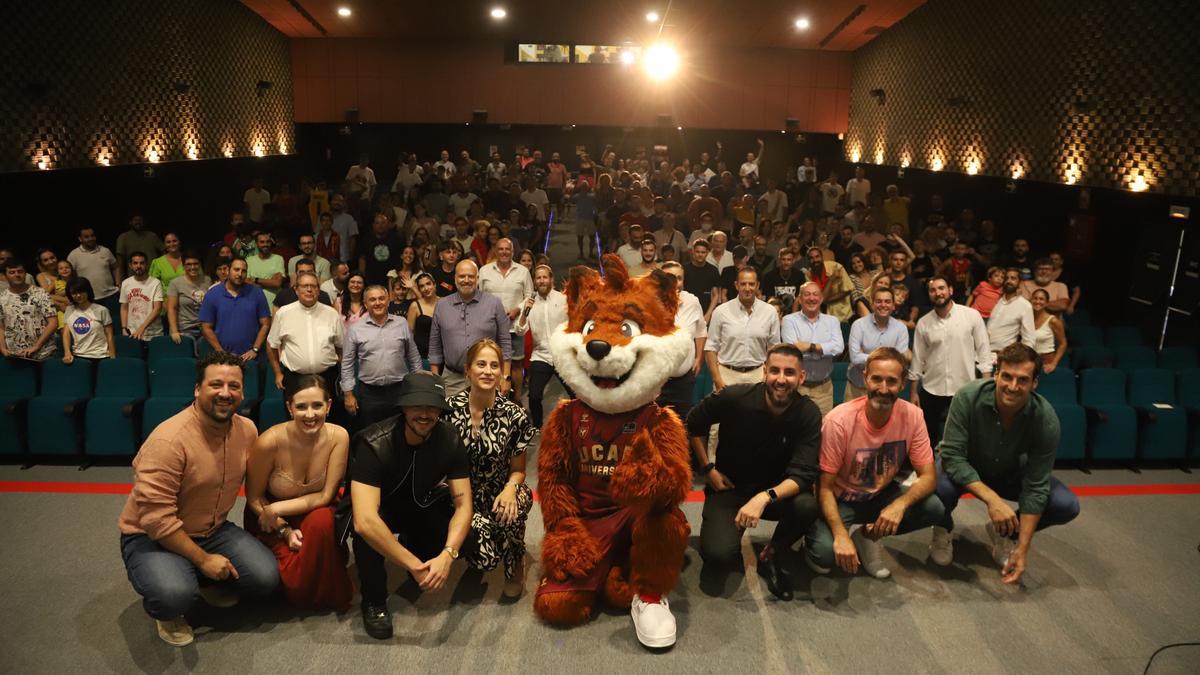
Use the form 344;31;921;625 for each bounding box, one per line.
241;0;925;51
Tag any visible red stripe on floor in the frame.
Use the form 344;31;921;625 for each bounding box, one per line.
2;481;1199;498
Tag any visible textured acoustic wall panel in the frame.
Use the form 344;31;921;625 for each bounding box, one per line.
846;0;1200;196
0;0;293;174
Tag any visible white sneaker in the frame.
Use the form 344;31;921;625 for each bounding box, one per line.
851;527;891;579
986;522;1015;568
929;526;954;566
156;616;194;647
197;584;239;608
631;595;676;648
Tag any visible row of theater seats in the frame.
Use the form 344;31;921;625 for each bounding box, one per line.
0;336;292;459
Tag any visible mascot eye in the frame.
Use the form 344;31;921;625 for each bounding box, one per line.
620;320;642;338
582;320;597;336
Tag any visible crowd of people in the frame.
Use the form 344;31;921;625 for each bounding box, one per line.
0;140;1084;647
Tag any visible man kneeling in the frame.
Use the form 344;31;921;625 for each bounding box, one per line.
807;347;945;578
336;372;476;640
929;343;1080;584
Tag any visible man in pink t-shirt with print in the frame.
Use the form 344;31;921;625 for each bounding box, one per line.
806;347;945;579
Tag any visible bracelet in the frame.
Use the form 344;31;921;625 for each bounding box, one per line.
277;525;292;539
700;462;716;474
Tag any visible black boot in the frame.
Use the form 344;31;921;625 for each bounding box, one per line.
757;548;794;601
360;600;393;639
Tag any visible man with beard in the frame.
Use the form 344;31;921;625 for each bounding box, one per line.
687;344;822;601
514;265;569;429
337;372;476;640
761;248;802;311
1019;258;1070;314
987;268;1036;352
910;276;992;449
628;237;660;277
1002;238;1034;280
806;347;945;579
118;352;279;646
288;233;331;283
199;258;272;361
929;343;1078;583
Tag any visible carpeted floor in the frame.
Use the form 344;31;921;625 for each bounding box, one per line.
2;459;1198;674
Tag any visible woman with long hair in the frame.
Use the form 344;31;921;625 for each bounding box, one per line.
35;248;69;324
406;272;438;368
335;273;368;328
445;339;535;598
1031;288;1068;374
848;252;876;318
62;277;115;364
245;374;352;611
149;232;185;288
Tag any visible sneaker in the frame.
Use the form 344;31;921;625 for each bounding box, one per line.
196;584;239;608
361;601;393;640
929;526;954;566
631;595;676;649
986;522;1015;568
851;527;891;579
156;616;194;647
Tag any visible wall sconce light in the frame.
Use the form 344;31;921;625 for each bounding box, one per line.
930;157;943;171
1129;174;1148;192
1010;163;1024;180
147;148;160;163
850;148;861;163
874;149;884;165
966;160;979;175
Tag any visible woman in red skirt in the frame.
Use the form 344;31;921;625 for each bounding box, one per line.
245;374;353;611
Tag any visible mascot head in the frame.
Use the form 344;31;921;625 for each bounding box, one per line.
550;254;692;415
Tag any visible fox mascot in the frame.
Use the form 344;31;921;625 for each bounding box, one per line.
534;254;693;649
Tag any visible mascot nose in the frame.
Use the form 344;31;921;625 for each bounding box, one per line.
586;340;611;361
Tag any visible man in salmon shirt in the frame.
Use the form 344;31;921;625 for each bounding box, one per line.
117;352;279;647
805;346;945;579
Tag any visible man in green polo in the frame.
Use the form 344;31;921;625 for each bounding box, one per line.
929;343;1080;584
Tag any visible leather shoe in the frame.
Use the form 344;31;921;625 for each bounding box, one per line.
756;552;794;601
361;601;393;640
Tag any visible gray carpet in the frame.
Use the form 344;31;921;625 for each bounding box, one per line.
1;460;1198;674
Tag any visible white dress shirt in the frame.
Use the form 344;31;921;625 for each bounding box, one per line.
705;298;780;369
706;250;734;274
267;300;344;373
910;302;992;396
477;261;534;313
780;311;844;382
987;293;1036;351
672;290;708;377
513;289;567;365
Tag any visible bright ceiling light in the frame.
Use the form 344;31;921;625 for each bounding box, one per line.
337;7;351;17
643;43;679;81
620;49;636;65
795;17;811;30
646;11;659;22
490;7;506;19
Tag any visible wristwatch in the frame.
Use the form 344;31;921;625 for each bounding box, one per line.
767;488;779;503
700;462;716;474
250;346;260;354
443;545;459;559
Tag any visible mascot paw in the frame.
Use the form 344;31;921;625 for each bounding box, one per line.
542;518;601;580
603;566;634;609
534;590;595;627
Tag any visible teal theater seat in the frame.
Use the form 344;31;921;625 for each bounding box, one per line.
86;358;148;457
27;360;93;456
1079;368;1136;461
1127;369;1187;460
0;359;37;456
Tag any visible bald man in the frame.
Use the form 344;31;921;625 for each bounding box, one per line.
428;259;513;397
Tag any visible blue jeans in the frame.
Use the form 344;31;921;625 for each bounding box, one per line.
935;459;1080;533
120;521;279;619
806;482;946;570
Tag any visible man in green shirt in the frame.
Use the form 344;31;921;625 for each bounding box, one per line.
245;232;285;309
929;343;1079;584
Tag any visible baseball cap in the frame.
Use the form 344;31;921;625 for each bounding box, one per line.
396;372;450;410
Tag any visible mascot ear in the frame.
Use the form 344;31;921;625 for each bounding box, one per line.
565;264;600;309
644;268;680;315
600;254;629;292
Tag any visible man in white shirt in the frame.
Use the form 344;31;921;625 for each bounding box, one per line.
513;264;568;429
287;233;331;283
910;275;992;448
321;261;350;303
433;150;456;177
760;179;789;223
738;139;765;184
120;252;164;342
658;261;707;422
706;231;734;274
67;226;121;320
345;154;378;203
819;172;845;215
266;271;344;392
616;224;646;270
845;166;871;208
391;154;424;194
520;178;550;222
485;153;507;182
797;157;817;184
242;178;271;224
706;267;781;391
329;194;359;264
987;268;1036;352
780;282;845;416
653;213;688;254
477;238;535;399
448;185;480;219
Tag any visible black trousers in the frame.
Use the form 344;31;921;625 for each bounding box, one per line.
352;494;477;604
657;371;696;424
356;381;404;431
918;385;954;450
699;487;820;569
527;361;572;428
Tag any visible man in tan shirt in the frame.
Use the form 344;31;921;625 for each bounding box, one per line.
118;352;278;647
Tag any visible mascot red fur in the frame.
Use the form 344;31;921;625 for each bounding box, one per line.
534;254;693;649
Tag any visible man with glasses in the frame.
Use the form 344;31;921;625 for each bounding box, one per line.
428;260;512;397
266;271;344;392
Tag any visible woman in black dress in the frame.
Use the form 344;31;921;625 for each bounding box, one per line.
405;271;437;369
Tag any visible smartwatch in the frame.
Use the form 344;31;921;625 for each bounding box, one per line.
767;488;779;503
700;462;716;474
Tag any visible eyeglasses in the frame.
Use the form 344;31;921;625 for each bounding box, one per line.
296;284;318;290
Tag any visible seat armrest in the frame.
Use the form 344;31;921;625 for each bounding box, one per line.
64;398;90;417
5;399;30;416
1083;406;1109;424
121;398;147;418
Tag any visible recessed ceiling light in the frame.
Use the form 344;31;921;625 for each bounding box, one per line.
646;11;659;22
337;7;351;18
795;17;810;30
620;50;636;65
490;7;507;19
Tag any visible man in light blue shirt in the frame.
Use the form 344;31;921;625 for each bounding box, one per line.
780;281;844;415
846;285;909;401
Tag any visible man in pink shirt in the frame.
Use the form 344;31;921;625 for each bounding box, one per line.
806;347;945;578
118;352;279;646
